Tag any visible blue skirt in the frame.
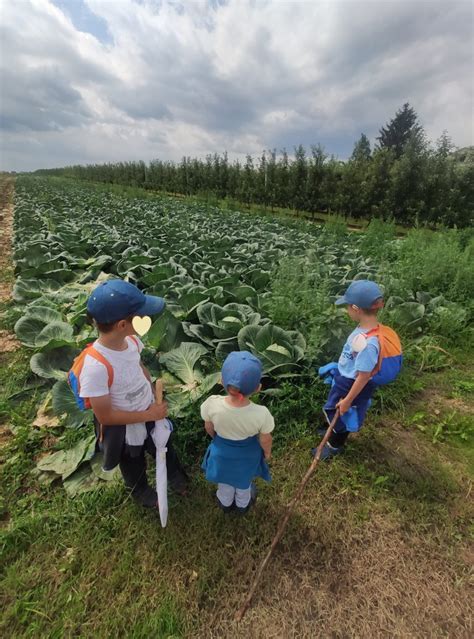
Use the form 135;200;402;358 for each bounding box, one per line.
324;373;376;433
201;434;271;489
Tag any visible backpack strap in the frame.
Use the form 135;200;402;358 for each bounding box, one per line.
364;324;383;377
85;345;114;387
128;335;140;349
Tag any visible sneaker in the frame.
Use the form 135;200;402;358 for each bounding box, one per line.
311;443;343;461
132;485;158;508
215;496;234;513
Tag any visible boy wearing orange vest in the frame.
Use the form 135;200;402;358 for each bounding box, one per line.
72;280;188;507
314;280;402;460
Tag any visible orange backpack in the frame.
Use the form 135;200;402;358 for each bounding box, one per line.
365;324;403;385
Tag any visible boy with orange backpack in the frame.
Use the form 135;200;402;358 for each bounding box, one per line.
313;280;402;460
68;279;188;508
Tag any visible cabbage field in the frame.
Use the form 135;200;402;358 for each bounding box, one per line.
10;177;473;495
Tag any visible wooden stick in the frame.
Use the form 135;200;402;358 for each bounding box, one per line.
235;409;341;622
155;379;163;404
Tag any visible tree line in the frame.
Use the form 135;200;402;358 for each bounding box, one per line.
35;104;473;227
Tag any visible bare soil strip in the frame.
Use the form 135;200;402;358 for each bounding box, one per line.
0;176;20;354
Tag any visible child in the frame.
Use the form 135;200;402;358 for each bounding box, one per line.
78;279;188;507
200;351;274;515
314;280;402;460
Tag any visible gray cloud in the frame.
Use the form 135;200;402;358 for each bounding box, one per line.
0;0;472;171
0;67;92;132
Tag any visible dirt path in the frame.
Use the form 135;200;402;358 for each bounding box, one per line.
0;175;20;353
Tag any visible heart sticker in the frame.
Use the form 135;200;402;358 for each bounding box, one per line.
132;315;152;336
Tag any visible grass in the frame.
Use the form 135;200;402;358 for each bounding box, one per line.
1;178;473;637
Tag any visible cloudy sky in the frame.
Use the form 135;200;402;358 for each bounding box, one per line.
0;0;472;171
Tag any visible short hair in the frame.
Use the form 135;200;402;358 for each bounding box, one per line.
86;312;134;334
360;297;384;316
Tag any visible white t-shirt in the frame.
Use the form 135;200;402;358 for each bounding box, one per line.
200;395;275;441
79;336;153;437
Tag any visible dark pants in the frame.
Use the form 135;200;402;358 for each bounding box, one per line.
94;416;185;495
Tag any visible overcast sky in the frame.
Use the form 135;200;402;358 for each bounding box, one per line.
0;0;472;171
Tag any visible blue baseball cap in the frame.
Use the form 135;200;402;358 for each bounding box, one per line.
335;280;383;309
221;351;263;396
87;280;165;324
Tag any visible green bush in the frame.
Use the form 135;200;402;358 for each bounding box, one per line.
358;217;397;260
383;229;474;304
266;253;351;361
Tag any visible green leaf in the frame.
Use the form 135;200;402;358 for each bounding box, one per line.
12;278;62;302
14;316;46;347
25;305;63;323
37;434;95;479
63;463;101;497
35;321;75;349
160;342;209;385
266;343;292;357
30;347;78;381
90;453;121;482
146;310;182;352
51;379;90;428
238;324;306;374
166;371;220;417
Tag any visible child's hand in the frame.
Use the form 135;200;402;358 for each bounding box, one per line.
147;401;168;421
336;397;352;415
264;452;271;461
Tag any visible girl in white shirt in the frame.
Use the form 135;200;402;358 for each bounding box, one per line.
201;351;274;515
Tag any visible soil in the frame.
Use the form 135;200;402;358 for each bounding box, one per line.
0;176;15;301
0;177;18;449
0;177;19;355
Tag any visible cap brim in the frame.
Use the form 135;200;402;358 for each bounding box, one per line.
138;295;166;317
335;296;348;306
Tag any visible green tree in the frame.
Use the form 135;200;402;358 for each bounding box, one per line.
351;133;371;162
377;103;424;158
290;144;307;211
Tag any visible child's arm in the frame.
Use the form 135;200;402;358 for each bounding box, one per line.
90;394;167;425
204;421;215;438
337;370;372;415
259;433;272;460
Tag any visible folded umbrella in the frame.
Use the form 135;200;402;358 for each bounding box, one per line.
151;379;171;528
151;418;172;527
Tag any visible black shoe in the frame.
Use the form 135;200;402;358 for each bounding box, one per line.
215;496;234;513
132;485;158;508
168;470;190;496
235;484;257;516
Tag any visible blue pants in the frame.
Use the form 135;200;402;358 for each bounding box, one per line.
324;373;376;447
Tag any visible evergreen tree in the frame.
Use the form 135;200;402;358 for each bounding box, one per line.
377;103;424;158
290;144;307;211
351;133;371;162
307;144;327;213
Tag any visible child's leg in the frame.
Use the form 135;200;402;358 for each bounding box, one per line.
119;447;158;507
235;486;252;509
216;483;235;507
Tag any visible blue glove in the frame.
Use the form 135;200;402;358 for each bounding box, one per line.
339;399;372;432
318;362;339;385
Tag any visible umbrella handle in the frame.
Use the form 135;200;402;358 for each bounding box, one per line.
155;379;163;404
